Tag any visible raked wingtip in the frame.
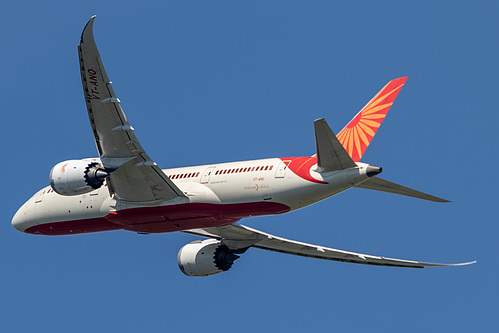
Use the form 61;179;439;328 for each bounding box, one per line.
441;260;477;267
80;16;97;43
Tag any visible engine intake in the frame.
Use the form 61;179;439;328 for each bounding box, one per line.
49;159;109;196
177;239;247;277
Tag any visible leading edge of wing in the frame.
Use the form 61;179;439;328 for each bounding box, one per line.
185;224;476;268
79;17;186;203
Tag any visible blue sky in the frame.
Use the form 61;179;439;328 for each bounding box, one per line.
1;1;496;332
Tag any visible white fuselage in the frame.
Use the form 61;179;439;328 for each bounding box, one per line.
12;157;372;235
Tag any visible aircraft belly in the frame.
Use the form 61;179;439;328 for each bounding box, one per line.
24;217;122;235
24;201;290;235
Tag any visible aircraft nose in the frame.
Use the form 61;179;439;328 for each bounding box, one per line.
12;204;29;232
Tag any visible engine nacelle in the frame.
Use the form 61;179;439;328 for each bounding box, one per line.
177;239;245;277
49;159;109;196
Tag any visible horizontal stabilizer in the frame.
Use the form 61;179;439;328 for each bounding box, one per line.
355;177;449;203
314;118;356;172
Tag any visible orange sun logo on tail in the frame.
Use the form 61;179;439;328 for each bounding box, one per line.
336;77;408;162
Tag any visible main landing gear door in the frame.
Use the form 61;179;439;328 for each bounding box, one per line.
275;160;291;178
201;167;216;184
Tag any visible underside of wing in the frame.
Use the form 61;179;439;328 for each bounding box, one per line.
186;224;475;268
78;16;186;203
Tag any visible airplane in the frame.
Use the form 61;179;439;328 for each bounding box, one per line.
12;16;475;276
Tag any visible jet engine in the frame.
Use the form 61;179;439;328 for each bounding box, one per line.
177;239;247;277
49;159;109;196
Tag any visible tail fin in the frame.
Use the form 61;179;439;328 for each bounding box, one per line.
337;77;408;162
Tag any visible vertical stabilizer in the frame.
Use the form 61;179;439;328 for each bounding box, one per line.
337;77;408;162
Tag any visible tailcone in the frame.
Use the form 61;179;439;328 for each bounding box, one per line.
366;165;382;177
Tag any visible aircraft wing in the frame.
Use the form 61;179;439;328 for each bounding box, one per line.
78;16;186;203
186;224;475;268
355;177;449;203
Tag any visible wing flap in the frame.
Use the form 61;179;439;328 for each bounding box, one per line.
185;224;475;268
79;17;186;202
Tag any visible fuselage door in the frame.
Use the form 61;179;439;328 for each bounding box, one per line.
275;160;291;178
34;189;46;203
262;186;272;200
201;167;216;184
